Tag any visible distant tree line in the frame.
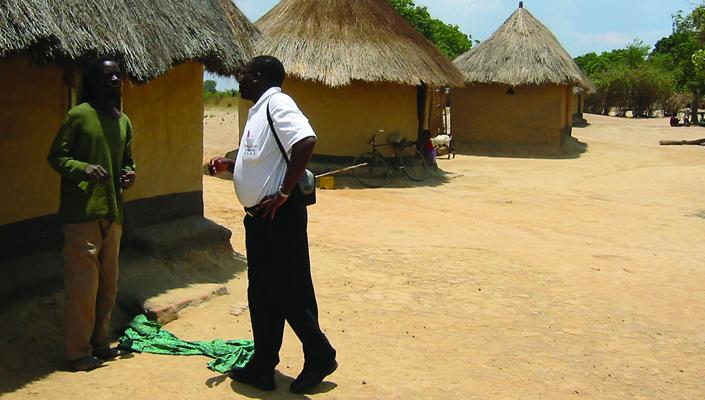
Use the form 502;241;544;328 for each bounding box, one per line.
203;79;239;108
204;79;238;98
575;4;705;119
389;0;473;60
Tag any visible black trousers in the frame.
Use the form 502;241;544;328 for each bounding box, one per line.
243;193;335;373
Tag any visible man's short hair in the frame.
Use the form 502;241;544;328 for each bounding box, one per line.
250;55;285;86
83;57;121;85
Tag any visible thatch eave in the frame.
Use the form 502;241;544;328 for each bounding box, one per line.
0;0;260;83
254;0;465;88
453;5;593;91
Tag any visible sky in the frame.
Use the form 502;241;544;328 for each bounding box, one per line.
209;0;698;90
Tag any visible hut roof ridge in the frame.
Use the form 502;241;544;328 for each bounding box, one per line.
254;0;465;87
453;5;594;91
0;0;260;83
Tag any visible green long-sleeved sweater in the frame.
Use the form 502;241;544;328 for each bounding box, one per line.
47;103;135;223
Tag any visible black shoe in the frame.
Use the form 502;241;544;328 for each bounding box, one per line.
228;366;276;391
289;360;338;394
67;356;104;372
93;346;119;360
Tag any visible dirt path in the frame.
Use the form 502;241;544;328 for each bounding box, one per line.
2;114;704;399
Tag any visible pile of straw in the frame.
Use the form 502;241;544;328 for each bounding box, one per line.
454;4;593;91
255;0;464;87
0;0;259;82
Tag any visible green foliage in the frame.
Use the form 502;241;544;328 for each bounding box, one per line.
204;79;217;93
650;2;705;119
693;49;705;77
652;29;702;93
574;40;649;74
573;2;705;118
576;41;676;116
575;3;705;117
389;0;472;60
203;85;239;109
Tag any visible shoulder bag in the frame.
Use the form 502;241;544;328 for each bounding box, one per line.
266;99;316;206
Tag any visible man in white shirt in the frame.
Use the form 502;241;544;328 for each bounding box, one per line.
209;56;336;394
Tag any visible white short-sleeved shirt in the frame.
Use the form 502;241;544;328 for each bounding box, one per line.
233;87;316;207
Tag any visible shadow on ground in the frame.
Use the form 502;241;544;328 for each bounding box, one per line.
221;370;336;399
0;233;248;395
204;158;460;190
453;136;589;160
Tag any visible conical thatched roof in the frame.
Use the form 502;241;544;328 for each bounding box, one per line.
255;0;465;88
0;0;259;83
454;3;594;91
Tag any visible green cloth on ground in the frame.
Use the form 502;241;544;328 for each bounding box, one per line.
47;102;136;223
118;315;253;374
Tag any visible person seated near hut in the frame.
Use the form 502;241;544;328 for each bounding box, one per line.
684;115;691;126
670;113;680;127
47;58;136;371
419;130;436;166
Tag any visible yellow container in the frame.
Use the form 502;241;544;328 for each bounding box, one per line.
318;176;336;190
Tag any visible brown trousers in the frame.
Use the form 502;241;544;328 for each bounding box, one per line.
63;219;122;361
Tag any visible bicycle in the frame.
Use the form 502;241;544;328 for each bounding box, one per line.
353;131;428;188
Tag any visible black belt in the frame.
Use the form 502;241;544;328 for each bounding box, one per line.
244;206;258;217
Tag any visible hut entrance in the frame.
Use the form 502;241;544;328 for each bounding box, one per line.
428;87;450;136
416;84;427;142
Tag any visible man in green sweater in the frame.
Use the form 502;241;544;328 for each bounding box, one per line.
48;58;136;371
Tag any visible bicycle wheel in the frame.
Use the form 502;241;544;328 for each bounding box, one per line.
353;152;390;188
399;147;428;182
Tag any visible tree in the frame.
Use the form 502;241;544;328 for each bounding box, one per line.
652;4;705;121
629;65;674;117
389;0;472;60
576;40;676;117
204;80;217;94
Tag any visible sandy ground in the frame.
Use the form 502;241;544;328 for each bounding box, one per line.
2;113;705;399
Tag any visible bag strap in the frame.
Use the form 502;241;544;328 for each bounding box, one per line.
266;99;290;165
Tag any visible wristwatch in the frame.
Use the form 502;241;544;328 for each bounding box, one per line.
277;187;290;199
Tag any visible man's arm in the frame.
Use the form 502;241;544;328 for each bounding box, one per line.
258;136;316;219
48;114;109;183
279;136;316;195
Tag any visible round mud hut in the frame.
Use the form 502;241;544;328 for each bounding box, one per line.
451;2;594;153
0;0;258;264
238;0;465;158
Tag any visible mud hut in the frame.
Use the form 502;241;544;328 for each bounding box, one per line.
570;86;590;125
238;0;464;157
0;0;258;262
451;2;594;152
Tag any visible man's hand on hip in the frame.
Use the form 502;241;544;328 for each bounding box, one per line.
257;194;287;220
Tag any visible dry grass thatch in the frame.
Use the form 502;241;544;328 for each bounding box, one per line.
454;4;594;91
255;0;465;88
0;0;259;83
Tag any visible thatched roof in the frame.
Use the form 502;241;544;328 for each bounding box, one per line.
454;3;594;91
0;0;259;83
255;0;465;87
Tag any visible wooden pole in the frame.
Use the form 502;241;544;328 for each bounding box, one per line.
315;163;368;179
659;138;705;146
